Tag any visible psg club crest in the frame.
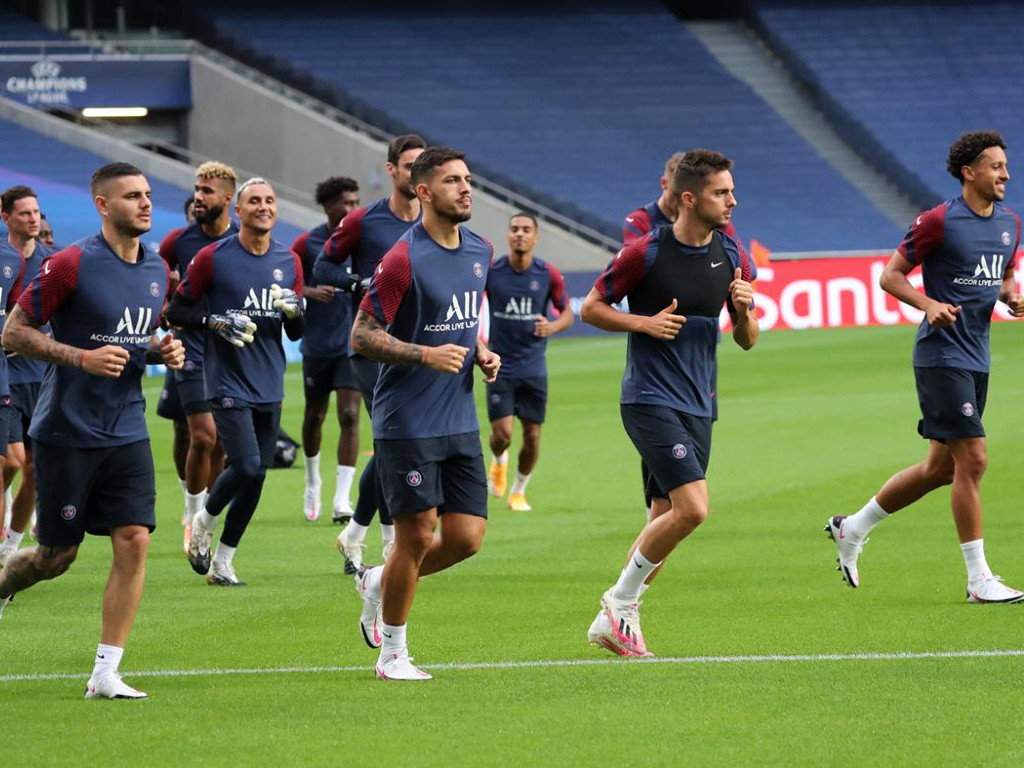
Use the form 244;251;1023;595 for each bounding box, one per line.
529;280;540;291
222;397;234;409
149;281;161;297
60;504;77;520
406;470;423;487
183;359;195;371
961;402;974;417
2;266;11;279
473;262;484;278
672;444;687;459
273;268;284;281
1002;231;1012;246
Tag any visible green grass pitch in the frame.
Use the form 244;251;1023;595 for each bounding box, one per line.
2;323;1023;767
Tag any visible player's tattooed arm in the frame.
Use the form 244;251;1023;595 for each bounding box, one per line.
351;309;428;366
2;305;84;368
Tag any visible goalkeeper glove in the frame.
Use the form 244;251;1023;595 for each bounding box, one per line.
207;313;257;348
270;283;301;318
338;271;366;294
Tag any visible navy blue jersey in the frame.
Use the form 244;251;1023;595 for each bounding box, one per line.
179;234;303;404
898;196;1020;372
594;226;755;418
160;221;239;374
19;234;168;448
8;241;53;385
486;255;568;378
360;223;492;439
292;223;351;358
314;197;420;305
0;242;26;397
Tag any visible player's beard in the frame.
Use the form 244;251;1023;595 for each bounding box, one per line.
695;201;729;230
436;198;471;224
397;183;417;201
195;203;224;225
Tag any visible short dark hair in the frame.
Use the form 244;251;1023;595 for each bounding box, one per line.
411;147;466;187
314;176;359;207
387;134;427;166
671;149;733;196
1;185;37;215
90;162;145;196
509;211;538;229
947;130;1006;182
184;195;195;215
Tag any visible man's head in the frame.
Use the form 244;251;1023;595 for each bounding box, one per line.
91;163;152;237
234;177;277;235
948;130;1009;203
193;161;238;226
507;212;539;257
671;149;736;229
38;214;54;247
315;176;360;226
184;195;196;223
386;134;427;200
659;152;688;217
411;147;471;224
1;185;41;241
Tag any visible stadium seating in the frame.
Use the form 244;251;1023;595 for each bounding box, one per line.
184;0;903;251
748;0;1024;215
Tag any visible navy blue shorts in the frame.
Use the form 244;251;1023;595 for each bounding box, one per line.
175;369;212;415
486;376;548;424
374;432;488;518
0;401;10;458
915;366;987;441
303;354;359;399
8;381;39;447
352;355;380;414
155;369;185;421
211;400;282;468
34;438;156;547
621;404;712;500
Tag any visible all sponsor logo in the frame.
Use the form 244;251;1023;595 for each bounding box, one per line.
91;306;154;343
672;444;687;459
424;292;480;332
60;504;77;520
406;470;423;487
242;287;277;317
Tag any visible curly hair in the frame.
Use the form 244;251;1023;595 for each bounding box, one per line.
947;131;1006;182
671;149;733;195
314;176;359;207
195;161;238;190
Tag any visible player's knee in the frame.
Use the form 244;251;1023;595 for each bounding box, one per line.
338;404;359;431
452;532;483;561
115;528;151;564
491;425;512;450
954;449;987;482
521;423;541;447
233;455;263;483
304;402;328;428
923;460;954;487
189;424;217;453
670;505;708;533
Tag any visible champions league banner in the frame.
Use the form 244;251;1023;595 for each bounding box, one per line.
0;57;191;109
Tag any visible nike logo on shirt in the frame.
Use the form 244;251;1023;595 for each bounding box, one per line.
711;261;724;268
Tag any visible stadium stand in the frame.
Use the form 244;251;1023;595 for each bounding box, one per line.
183;0;903;251
747;0;1024;214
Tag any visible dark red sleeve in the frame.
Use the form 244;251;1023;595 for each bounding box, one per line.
594;235;654;304
359;242;412;325
546;263;568;312
322;207;364;263
177;243;216;301
623;208;652;245
291;250;304;297
897;205;946;265
721;220;747;255
18;246;82;325
159;227;186;270
291;231;309;261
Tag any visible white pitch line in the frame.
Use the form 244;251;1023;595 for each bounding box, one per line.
3;648;1023;684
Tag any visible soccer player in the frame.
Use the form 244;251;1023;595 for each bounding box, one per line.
38;214;55;249
485;213;573;511
314;134;425;572
0;162;184;699
0;237;25;549
169;178;304;586
351;147;499;680
0;186;53;561
826;130;1024;603
582;149;757;657
184;195;196;224
158;162;239;553
292;176;362;523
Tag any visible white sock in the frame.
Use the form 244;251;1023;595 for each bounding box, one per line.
492;450;508;466
334;465;355;509
305;453;321;488
3;486;11;517
199;509;218;530
1;529;23;551
961;539;992;583
612;551;661;602
345;520;369;543
213;542;236;567
843;496;890;541
509;472;531;497
380;622;406;654
179;477;188;499
91;643;124;681
365;565;383;599
186;490;206;517
639;583;650;596
380;524;395;543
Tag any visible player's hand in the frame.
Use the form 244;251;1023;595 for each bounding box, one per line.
476;347;501;383
643;299;686;340
270;283;301;319
304;284;335;304
208;313;257;348
1002;292;1024;317
925;300;962;328
729;268;754;314
159;332;186;370
339;272;366;295
422;343;469;374
82;344;131;378
533;315;551;337
168;269;181;296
